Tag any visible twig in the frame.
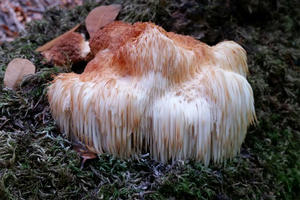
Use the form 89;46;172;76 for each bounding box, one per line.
3;0;26;33
132;191;155;197
32;0;45;12
43;0;55;6
0;119;10;129
26;7;45;13
0;30;6;41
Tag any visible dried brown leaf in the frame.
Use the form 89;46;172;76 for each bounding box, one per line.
85;4;121;37
4;58;36;90
35;24;80;52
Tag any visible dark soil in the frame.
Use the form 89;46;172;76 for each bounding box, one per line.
0;0;299;199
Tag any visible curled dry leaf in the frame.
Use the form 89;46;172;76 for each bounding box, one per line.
72;139;97;169
85;4;121;38
35;24;80;52
4;58;36;90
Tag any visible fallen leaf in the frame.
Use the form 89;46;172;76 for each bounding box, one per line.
35;24;80;52
81;152;97;159
4;58;36;90
80;152;97;169
1;25;19;37
85;4;121;37
72;139;97;169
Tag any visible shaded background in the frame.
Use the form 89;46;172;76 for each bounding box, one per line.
0;0;83;43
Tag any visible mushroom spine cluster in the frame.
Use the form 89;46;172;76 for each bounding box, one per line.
48;22;256;165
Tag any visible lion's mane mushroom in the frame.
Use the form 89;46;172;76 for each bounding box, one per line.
42;32;90;66
48;21;256;164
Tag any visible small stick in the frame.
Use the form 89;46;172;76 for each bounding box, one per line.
3;0;26;33
35;24;80;52
0;119;10;130
32;0;45;12
26;7;45;13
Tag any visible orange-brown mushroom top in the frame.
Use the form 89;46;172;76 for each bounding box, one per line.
86;21;213;82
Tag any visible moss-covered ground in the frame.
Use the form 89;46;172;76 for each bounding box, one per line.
0;0;299;199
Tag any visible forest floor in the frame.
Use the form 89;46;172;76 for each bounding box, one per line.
0;0;83;43
0;0;299;199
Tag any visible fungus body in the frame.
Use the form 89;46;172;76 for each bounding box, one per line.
48;21;256;164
